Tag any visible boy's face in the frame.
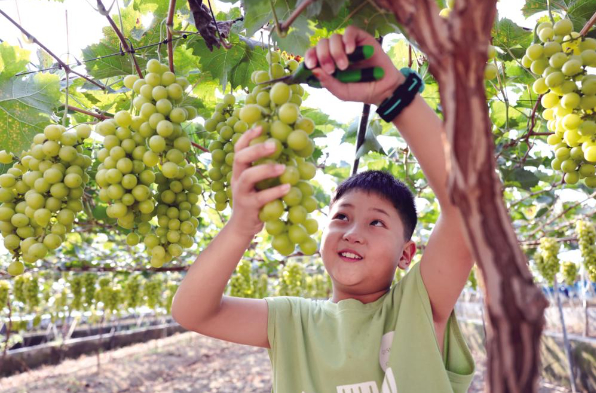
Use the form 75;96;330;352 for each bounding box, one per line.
320;189;416;302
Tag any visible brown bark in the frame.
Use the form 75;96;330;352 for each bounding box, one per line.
379;0;549;391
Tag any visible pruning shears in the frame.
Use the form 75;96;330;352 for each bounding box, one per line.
259;45;384;88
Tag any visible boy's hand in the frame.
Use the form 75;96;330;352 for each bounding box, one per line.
304;25;405;106
227;126;291;238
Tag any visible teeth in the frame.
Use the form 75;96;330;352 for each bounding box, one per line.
340;252;362;259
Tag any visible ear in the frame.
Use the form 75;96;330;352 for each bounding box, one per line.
397;240;417;270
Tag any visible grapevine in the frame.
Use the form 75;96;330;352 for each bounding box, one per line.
575;219;596;281
0;123;92;275
522;20;596;186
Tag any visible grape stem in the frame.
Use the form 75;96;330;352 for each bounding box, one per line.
96;0;144;79
66;105;112;120
0;10;106;91
191;141;208;152
580;11;596;37
166;0;177;73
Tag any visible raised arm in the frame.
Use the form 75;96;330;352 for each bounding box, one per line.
306;25;474;325
171;127;290;348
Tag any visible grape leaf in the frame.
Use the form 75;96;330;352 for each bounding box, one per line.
0;43;30;82
356;121;385;159
190;34;267;90
0;73;61;155
492;18;533;52
243;0;274;37
521;0;596;31
82;42;148;79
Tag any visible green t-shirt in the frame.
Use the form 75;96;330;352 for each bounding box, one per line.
264;262;475;393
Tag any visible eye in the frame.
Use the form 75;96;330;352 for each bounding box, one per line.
333;213;347;221
371;219;385;227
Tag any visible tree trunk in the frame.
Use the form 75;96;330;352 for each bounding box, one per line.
554;277;577;392
379;0;550;391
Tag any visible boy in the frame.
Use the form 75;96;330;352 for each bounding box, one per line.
172;25;476;392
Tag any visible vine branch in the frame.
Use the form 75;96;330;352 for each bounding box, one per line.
167;0;177;73
96;0;143;78
0;9;106;90
580;11;596;37
273;0;318;36
66;105;112;120
191;141;208;152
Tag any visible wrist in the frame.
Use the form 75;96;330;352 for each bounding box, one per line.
226;216;258;242
374;70;406;107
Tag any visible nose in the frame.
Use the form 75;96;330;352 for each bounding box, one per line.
342;223;365;244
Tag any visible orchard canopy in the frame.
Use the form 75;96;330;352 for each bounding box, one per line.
0;0;595;328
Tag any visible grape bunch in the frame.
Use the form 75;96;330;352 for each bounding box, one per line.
254;273;270;299
484;45;499;80
210;51;319;256
229;259;255;298
523;20;596;185
70;274;83;310
206;93;241;211
96;59;203;268
83;272;97;307
144;276;163;310
25;275;40;310
164;282;178;314
537;237;561;285
98;277;122;315
561;261;578;286
276;260;306;296
0;124;92;275
0;280;9;311
575;219;596;281
124;274;142;309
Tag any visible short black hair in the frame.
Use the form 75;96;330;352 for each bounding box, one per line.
330;170;417;241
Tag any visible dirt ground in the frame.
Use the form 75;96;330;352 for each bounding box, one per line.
0;331;571;393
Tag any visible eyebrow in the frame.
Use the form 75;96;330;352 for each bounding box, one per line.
337;203;390;217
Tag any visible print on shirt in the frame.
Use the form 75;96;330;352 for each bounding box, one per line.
335;367;397;393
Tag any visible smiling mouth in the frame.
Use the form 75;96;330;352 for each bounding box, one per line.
338;252;363;262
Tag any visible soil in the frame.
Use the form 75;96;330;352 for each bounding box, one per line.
0;331;571;393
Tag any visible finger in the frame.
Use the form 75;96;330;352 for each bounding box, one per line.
232;142;278;183
329;34;348;70
304;47;318;70
254;183;292;207
315;39;335;75
237;163;286;194
343;25;375;54
234;126;262;154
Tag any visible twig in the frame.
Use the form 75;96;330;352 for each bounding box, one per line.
96;0;143;78
279;0;318;33
67;105;112;120
166;0;177;73
580;11;596;37
0;9;106;90
546;0;555;25
528;190;596;237
191;141;208;152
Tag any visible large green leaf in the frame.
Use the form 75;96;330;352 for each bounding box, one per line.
522;0;596;31
82;42;148;79
0;73;62;155
492;18;533;52
0;43;30;82
190;34;267;90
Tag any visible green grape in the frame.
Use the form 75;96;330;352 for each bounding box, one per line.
229;260;255;298
144;276;163;309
